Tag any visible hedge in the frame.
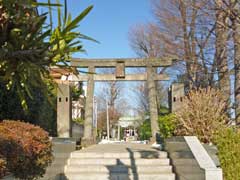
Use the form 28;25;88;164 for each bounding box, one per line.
0;120;53;180
213;127;240;180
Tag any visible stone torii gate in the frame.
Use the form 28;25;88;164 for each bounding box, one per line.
57;57;172;144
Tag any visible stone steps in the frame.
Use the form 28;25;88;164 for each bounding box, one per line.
68;158;170;165
65;164;172;173
176;173;205;180
65;172;176;180
64;145;175;180
173;165;203;174
171;158;199;166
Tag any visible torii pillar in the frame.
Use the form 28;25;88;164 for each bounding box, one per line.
147;66;160;142
83;66;95;145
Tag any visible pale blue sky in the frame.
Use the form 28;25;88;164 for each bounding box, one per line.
41;0;154;58
68;0;153;58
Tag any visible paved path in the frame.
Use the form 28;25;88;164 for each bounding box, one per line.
80;142;161;153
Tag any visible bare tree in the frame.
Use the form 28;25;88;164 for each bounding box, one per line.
129;23;179;58
131;81;168;115
95;68;124;132
128;0;233;90
128;0;240;124
216;0;240;122
131;82;150;114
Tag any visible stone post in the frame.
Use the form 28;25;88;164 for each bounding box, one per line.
169;83;184;113
83;66;95;144
118;123;121;141
147;66;160;142
57;83;72;137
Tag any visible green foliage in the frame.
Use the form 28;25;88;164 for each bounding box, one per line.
158;114;176;139
213;128;240;180
0;120;52;180
71;83;84;101
0;82;57;136
73;117;84;125
139;119;152;140
158;106;170;115
0;0;53;110
139;113;176;140
0;0;95;111
49;0;97;64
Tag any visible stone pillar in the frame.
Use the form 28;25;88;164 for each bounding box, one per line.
147;66;160;141
169;83;184;113
118;123;120;141
57;83;72;137
83;66;95;144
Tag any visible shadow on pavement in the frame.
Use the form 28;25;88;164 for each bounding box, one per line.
106;159;130;180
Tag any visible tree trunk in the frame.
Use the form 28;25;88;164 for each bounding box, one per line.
215;0;230;97
233;17;240;123
189;0;198;87
179;1;193;88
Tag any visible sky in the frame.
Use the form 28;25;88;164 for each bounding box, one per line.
50;0;154;58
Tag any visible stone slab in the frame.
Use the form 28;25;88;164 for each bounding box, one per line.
184;136;223;180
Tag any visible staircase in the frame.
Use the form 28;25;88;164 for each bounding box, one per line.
64;143;175;180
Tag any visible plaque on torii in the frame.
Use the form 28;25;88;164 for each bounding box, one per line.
115;61;125;79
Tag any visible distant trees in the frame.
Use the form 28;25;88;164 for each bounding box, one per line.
95;69;125;133
131;82;150;114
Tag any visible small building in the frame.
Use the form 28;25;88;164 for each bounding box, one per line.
72;96;85;120
118;116;143;141
49;66;73;84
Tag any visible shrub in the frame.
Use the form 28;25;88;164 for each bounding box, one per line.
0;120;52;180
158;114;176;139
175;88;228;143
213;128;240;180
139;114;176;140
139;119;152;140
73;117;84;125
